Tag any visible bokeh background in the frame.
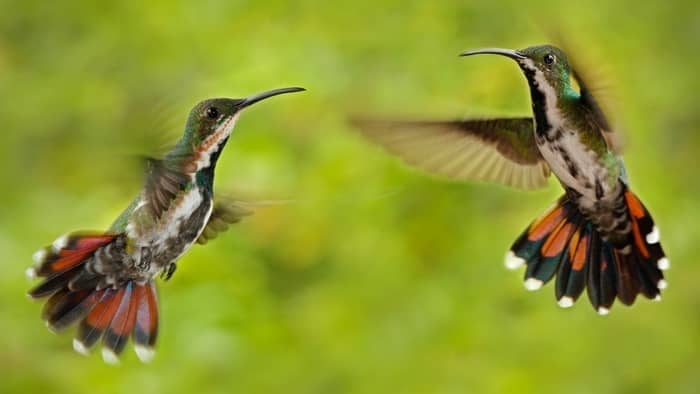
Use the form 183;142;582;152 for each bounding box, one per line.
1;1;699;393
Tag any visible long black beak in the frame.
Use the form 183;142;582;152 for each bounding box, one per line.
459;48;526;61
239;87;306;109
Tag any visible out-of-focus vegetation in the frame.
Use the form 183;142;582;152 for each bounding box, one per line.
1;1;699;393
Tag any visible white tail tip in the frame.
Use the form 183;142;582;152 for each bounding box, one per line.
25;267;37;280
646;226;660;244
32;249;47;263
52;235;69;252
524;278;543;291
102;348;120;365
597;307;610;316
657;279;668;290
45;321;57;334
657;258;670;270
505;251;525;270
557;296;574;308
135;345;155;363
73;339;90;356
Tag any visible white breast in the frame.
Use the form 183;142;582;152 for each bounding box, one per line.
154;186;213;267
537;130;607;200
125;185;214;276
127;185;211;244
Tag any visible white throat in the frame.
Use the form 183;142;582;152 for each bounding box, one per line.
194;112;240;170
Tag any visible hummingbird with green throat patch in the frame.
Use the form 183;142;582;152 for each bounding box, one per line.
26;86;305;363
354;45;667;314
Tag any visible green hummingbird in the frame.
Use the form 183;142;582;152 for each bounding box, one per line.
26;86;305;364
354;45;667;314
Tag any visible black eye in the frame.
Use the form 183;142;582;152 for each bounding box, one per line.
206;107;219;119
543;53;555;65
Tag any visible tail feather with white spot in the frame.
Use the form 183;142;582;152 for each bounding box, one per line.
506;190;667;314
28;232;158;363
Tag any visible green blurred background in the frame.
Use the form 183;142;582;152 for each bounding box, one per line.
1;1;699;393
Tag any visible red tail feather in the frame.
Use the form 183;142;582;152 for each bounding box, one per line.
133;282;159;361
31;233;116;278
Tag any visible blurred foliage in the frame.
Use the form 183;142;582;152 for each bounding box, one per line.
1;1;699;393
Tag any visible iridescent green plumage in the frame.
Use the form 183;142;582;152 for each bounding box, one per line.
354;44;668;313
27;87;305;364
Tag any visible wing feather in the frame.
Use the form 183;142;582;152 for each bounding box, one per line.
352;118;551;190
143;156;193;220
196;198;254;245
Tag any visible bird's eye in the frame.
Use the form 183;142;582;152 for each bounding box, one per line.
543;53;556;65
206;107;220;119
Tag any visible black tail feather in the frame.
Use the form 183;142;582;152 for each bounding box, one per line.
508;190;667;313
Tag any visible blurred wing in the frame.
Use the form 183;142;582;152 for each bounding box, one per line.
547;36;622;153
573;70;609;129
143;156;192;220
352;117;551;190
571;67;622;154
196;198;254;245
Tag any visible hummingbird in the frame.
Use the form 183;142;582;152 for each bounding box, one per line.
353;45;668;314
26;86;305;364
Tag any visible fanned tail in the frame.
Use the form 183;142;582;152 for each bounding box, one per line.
27;232;158;363
506;191;667;314
73;281;158;363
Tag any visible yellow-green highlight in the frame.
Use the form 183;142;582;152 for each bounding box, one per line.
0;1;698;393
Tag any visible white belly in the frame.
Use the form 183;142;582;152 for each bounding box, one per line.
153;187;205;244
536;129;609;200
125;186;214;275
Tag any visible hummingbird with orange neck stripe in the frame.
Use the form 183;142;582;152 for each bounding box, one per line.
26;86;305;363
354;45;668;314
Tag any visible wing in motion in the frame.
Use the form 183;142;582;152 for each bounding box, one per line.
196;198;254;245
143;156;192;220
352;117;550;190
566;51;622;154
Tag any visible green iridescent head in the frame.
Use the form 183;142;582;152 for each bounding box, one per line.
179;87;305;153
460;44;577;98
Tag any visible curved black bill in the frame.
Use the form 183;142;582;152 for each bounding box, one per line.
459;48;526;60
240;87;306;108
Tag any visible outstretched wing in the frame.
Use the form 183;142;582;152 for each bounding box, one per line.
352;117;551;190
196;198;254;245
